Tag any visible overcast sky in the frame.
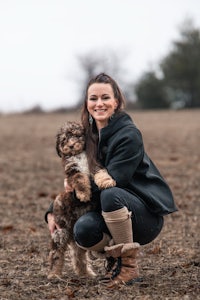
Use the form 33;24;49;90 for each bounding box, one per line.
0;0;200;113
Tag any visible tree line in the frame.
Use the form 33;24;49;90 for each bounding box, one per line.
76;20;200;109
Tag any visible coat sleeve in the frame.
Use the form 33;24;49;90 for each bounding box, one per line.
44;201;54;223
105;127;144;187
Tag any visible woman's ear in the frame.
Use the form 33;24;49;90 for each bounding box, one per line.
115;100;119;110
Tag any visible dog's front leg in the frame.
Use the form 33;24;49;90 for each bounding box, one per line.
71;173;91;202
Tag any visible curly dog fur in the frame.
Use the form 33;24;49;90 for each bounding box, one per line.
48;121;116;279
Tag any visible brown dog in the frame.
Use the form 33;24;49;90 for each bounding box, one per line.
48;121;116;279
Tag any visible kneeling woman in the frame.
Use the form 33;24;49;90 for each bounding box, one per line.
46;73;177;288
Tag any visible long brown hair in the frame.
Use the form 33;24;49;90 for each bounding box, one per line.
81;73;126;174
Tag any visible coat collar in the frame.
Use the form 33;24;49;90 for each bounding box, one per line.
99;111;134;139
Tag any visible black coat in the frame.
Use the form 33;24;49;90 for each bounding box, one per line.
95;111;177;216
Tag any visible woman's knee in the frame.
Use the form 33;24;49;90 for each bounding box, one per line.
101;187;124;212
73;211;107;247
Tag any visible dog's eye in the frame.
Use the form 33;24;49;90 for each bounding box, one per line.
67;134;74;139
70;136;78;142
76;135;82;139
61;136;67;143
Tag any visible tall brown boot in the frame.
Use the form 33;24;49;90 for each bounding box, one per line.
102;207;140;287
103;242;140;288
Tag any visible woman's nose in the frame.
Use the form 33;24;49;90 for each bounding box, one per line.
96;98;103;105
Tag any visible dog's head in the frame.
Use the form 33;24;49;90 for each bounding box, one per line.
56;121;86;157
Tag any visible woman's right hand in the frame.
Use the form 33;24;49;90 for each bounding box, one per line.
64;178;74;192
47;213;60;235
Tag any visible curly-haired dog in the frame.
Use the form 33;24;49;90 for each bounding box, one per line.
48;121;116;279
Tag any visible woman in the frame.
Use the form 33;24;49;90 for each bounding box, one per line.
46;73;177;287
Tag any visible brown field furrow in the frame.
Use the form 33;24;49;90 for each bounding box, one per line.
0;110;199;299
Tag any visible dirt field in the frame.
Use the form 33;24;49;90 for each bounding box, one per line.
0;110;199;300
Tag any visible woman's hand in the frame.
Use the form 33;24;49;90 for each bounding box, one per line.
64;178;74;192
47;213;60;235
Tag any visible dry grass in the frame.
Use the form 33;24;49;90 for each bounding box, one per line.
0;110;199;299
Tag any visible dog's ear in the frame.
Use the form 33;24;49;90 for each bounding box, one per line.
56;134;62;157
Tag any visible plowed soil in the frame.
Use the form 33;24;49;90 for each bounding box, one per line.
0;110;199;300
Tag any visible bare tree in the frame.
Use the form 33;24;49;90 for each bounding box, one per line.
74;48;130;107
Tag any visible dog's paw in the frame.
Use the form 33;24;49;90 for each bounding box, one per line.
94;169;116;189
76;190;91;202
75;266;96;277
86;267;97;277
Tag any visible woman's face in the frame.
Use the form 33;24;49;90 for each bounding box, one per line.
87;83;118;130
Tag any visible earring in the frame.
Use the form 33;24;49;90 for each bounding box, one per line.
89;114;93;125
109;114;114;121
110;111;116;121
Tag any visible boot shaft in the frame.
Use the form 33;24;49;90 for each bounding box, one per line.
102;207;133;244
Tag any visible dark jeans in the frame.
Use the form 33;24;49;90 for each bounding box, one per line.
73;187;164;247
